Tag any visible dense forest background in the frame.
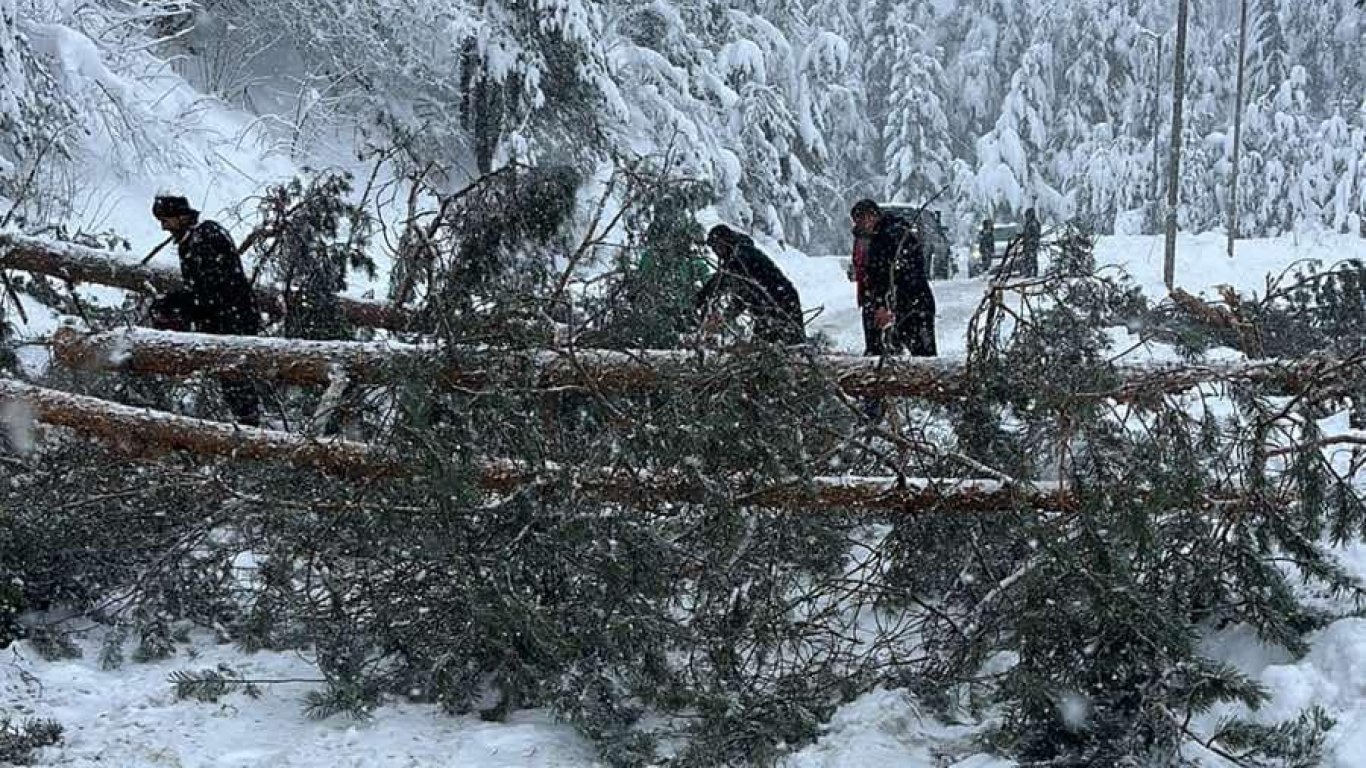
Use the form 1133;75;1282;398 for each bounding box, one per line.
2;0;1362;253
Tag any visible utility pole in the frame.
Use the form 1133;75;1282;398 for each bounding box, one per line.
1227;0;1250;258
1142;30;1164;204
1164;0;1191;290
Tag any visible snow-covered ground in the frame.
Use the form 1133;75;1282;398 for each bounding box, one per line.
2;630;1013;767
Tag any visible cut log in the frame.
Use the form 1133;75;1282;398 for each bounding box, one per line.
52;328;1366;404
52;327;439;387
0;232;414;331
0;378;1077;513
0;377;402;477
52;327;968;397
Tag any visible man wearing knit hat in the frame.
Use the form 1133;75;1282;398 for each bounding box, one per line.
149;194;261;426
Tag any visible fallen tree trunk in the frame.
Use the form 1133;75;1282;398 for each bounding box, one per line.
53;327;438;387
0;232;414;331
53;327;1366;403
0;378;1077;513
52;326;966;397
0;377;402;477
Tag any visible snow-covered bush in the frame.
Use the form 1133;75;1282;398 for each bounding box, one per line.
0;714;62;764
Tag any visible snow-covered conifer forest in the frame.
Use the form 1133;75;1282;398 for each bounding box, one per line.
1;0;1364;765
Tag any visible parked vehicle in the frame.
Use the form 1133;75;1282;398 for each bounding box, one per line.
968;219;1021;278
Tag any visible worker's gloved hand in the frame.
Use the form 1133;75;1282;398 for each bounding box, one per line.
700;313;724;335
874;307;894;329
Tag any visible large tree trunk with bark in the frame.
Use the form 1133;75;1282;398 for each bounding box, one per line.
0;233;414;331
1;377;1091;514
0;377;403;477
53;327;1365;404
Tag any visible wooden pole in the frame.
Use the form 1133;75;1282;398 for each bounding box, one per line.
1164;0;1192;290
1227;0;1250;258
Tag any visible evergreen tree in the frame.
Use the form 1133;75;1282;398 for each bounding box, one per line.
881;4;952;203
460;0;618;170
972;36;1060;219
790;2;872;252
0;0;76;179
246;171;376;341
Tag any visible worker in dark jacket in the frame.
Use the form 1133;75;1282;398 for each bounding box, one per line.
976;217;995;277
850;199;936;357
1020;207;1041;278
148;194;261;426
695;224;804;345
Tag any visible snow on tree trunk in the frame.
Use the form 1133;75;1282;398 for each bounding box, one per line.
53;327;1366;404
0;377;402;477
1;376;1091;513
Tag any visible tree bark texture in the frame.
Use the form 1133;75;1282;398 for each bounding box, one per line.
53;327;1364;404
2;377;1087;514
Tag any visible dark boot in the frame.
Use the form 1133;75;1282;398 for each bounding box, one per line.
221;380;261;427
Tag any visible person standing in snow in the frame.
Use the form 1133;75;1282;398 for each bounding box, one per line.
148;194;262;426
1020;207;1041;278
976;217;996;277
849;199;936;357
695;224;805;345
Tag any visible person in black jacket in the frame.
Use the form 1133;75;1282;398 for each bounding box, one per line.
148;194;262;426
695;224;804;345
1020;207;1041;278
850;199;936;357
976;217;996;277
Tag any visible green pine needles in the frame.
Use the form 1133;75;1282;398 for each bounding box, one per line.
2;213;1363;767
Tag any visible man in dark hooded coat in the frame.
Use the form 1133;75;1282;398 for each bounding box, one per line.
148;194;262;425
849;200;936;357
695;224;804;345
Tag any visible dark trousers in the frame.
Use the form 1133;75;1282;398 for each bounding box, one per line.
861;304;937;357
1020;246;1039;278
149;291;262;426
896;305;937;357
862;305;890;357
753;310;806;346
